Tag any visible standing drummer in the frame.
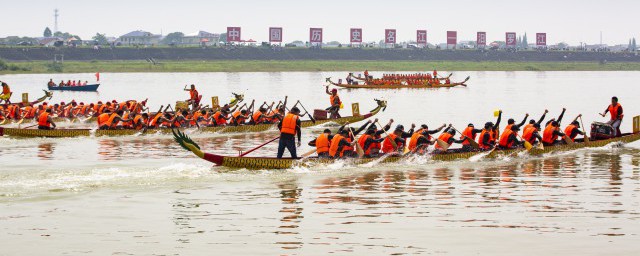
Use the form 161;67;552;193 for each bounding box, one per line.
600;96;623;137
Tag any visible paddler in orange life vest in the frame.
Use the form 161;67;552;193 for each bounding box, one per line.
361;118;394;156
37;108;57;130
564;114;586;142
460;123;482;151
498;125;522;149
600;96;623;137
524;110;549;131
382;124;415;154
329;129;360;159
336;120;373;158
522;123;543;145
409;123;447;153
503;113;529;136
325;86;342;119
479;110;502;150
277;107;302;158
434;126;466;151
184;84;200;109
541;108;567;146
358;128;386;157
310;129;333;158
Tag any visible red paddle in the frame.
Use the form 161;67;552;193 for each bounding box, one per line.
239;136;280;157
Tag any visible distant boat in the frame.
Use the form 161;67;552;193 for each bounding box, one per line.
47;83;100;92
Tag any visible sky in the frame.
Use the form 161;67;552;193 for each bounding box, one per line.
2;0;638;45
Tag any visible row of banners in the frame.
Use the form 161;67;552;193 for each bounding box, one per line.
226;27;548;46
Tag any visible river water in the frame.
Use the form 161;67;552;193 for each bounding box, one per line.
1;71;639;255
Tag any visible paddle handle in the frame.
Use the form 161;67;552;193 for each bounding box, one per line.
239;136;280;157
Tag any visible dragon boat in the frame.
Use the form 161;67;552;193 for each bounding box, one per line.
0;90;53;108
172;116;640;170
48;83;100;92
327;76;469;89
0;99;386;138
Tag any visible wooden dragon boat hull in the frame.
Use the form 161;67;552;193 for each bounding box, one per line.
0;90;53;108
0;100;386;138
327;77;469;89
173;129;640;170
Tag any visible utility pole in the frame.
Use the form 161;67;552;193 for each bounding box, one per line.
54;9;59;33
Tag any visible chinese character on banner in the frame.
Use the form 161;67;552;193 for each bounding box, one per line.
477;32;486;47
269;27;283;43
506;32;516;46
227;27;241;42
536;33;547;46
350;28;362;43
447;31;457;46
417;30;427;44
309;28;323;43
385;29;396;44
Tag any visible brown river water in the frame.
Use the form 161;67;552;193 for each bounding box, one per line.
0;71;639;255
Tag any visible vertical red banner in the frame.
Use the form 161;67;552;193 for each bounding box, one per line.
477;32;486;47
536;33;547;46
416;30;427;45
350;28;363;43
385;29;397;44
447;31;457;46
506;32;516;46
269;27;283;43
227;27;241;42
309;28;323;44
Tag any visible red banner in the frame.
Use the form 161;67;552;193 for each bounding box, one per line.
506;32;516;46
309;28;323;43
447;31;457;45
536;33;547;46
385;29;397;44
269;27;282;43
477;32;486;47
416;30;427;44
350;28;363;43
227;27;241;42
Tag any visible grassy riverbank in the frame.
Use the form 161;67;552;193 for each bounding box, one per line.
2;60;640;74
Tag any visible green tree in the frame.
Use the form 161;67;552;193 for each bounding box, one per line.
219;33;227;43
53;31;81;41
522;33;528;48
633;38;637;51
43;27;52;37
92;33;108;45
161;32;184;45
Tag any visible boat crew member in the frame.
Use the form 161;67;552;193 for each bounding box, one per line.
541;108;567;146
600;96;623;137
504;113;529;135
106;110;131;129
0;82;12;104
37;108;57;130
435;126;465;151
329;129;355;158
185;84;200;109
522;123;543;145
47;79;55;87
132;113;149;130
277;107;302;158
498;125;522;149
363;118;393;155
312;129;332;158
325;86;342;119
382;124;415;154
564;114;585;142
408;124;447;153
97;110;112;130
358;128;386;157
460;123;482;151
478;111;502;150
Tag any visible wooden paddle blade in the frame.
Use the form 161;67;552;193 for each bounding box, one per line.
301;148;317;157
563;135;574;145
524;141;533;151
355;142;365;158
307;113;316;124
17;118;25;125
584;135;590;143
436;139;450;151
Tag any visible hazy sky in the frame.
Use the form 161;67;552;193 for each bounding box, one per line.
3;0;638;45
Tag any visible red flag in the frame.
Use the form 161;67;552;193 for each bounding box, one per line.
95;72;100;81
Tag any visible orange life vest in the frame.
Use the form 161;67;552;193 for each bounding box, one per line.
122;112;132;128
498;129;515;148
280;113;298;135
461;127;476;145
107;113;120;128
329;134;346;158
133;115;144;130
316;133;330;154
478;129;494;149
435;133;453;150
38;112;51;127
608;103;623;120
330;94;341;106
232;111;246;125
542;124;558;144
522;127;538;143
1;85;9;94
382;133;400;153
97;113;110;127
149;113;163;127
564;124;578;141
357;134;374;155
252;111;263;124
408;131;425;151
190;89;199;101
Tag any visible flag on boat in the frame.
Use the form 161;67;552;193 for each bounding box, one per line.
95;72;100;81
